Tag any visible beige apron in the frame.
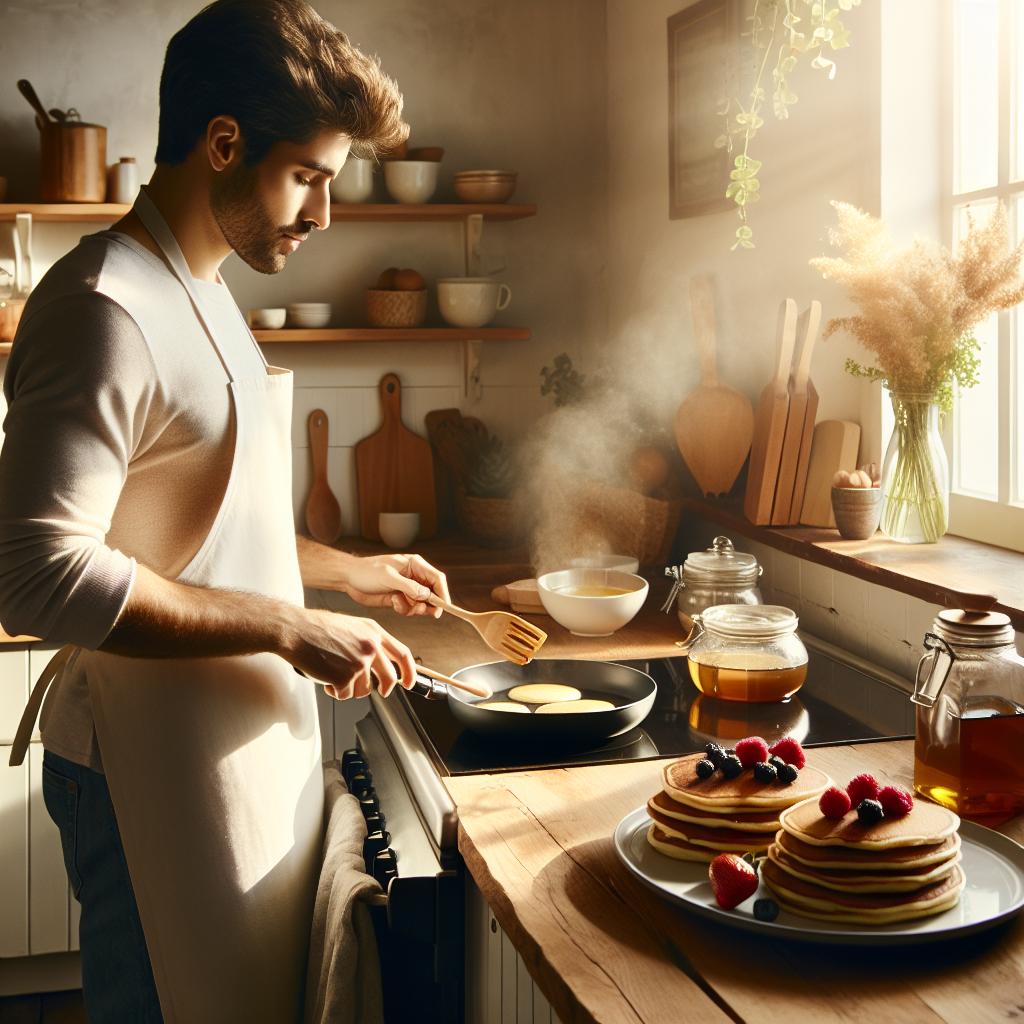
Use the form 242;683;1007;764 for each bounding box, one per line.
11;190;323;1023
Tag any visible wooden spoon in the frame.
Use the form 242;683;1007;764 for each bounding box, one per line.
305;409;343;544
17;80;51;128
673;274;755;496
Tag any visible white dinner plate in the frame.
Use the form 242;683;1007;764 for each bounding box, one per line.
613;806;1024;945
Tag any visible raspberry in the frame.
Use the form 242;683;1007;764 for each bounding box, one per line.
695;759;716;780
735;736;770;769
878;785;914;817
818;786;852;820
767;737;806;769
856;798;884;824
846;773;880;806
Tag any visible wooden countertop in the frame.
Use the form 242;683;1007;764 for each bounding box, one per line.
445;741;1024;1024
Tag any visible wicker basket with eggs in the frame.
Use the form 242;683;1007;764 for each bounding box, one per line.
366;267;427;328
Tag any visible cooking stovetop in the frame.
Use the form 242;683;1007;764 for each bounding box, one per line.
397;644;915;776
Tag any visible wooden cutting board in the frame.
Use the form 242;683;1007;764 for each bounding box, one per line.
354;373;437;540
799;419;861;528
743;298;798;525
787;303;822;525
305;409;343;543
673;274;754;496
771;300;821;525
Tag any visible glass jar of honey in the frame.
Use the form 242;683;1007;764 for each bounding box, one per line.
680;604;808;703
912;609;1024;825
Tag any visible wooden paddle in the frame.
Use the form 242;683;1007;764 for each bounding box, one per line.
744;298;799;525
673;274;754;497
772;300;822;525
799;420;861;527
787;302;823;525
354;373;437;541
305;409;343;544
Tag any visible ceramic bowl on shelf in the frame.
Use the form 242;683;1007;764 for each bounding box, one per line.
536;568;649;637
330;157;374;203
831;486;882;540
454;170;517;204
379;512;420;549
286;302;332;328
384;160;439;204
247;307;286;330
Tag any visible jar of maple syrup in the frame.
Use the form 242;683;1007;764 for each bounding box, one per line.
680;604;807;703
913;609;1024;825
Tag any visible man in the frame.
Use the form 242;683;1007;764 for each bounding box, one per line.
0;2;443;1020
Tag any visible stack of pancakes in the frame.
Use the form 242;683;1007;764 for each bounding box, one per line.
763;796;964;924
646;752;831;862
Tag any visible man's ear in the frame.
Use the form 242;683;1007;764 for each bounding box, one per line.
205;115;244;172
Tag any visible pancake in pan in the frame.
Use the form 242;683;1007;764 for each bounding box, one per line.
506;683;581;704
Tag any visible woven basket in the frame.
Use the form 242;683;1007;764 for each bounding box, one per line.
366;289;427;328
455;489;527;547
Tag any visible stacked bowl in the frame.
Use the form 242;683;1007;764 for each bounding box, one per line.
454;169;517;204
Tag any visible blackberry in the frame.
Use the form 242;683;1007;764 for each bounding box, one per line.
777;763;799;784
856;798;885;824
768;755;787;772
753;898;779;922
705;743;726;768
753;761;778;784
695;758;716;780
720;754;743;779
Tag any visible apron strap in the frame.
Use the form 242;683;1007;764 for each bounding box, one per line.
9;645;78;767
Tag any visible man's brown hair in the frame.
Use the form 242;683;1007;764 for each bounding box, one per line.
156;0;408;166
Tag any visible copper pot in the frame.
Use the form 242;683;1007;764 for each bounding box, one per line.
40;119;107;202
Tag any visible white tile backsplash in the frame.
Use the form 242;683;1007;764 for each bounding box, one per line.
863;581;908;643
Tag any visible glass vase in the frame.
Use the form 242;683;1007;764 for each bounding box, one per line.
880;392;949;544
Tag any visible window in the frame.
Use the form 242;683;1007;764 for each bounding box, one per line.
944;0;1024;551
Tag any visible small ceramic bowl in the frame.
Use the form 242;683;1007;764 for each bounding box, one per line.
379;512;420;549
536;568;649;637
384;160;439;204
831;486;882;540
286;303;332;329
248;307;286;330
568;554;641;574
330;157;374;203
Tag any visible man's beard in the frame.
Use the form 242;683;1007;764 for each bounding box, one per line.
210;163;307;275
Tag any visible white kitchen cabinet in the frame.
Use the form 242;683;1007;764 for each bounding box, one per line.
0;744;28;958
0;648;29;744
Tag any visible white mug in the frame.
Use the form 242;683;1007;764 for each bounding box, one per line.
378;512;420;549
436;278;512;329
331;158;374;203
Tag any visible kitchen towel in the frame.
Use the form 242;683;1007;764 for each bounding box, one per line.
304;760;384;1024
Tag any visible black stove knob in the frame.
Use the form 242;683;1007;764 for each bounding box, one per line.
363;829;391;862
341;749;363;778
348;770;373;798
372;849;398;887
358;792;380;816
363;811;385;833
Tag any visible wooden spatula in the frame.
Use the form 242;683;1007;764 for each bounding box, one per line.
744;299;798;525
305;409;343;544
673;274;754;497
426;594;547;666
772;301;822;525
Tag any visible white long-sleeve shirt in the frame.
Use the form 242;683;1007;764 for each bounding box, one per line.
0;230;266;770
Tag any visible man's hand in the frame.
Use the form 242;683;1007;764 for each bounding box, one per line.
341;553;451;618
282;607;417;700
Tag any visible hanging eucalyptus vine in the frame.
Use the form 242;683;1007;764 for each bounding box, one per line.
716;0;861;250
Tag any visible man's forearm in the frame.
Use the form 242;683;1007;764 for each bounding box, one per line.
100;563;300;660
295;533;359;591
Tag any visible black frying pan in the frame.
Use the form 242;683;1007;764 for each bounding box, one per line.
440;659;657;743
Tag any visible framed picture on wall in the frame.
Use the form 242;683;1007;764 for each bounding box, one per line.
667;0;739;220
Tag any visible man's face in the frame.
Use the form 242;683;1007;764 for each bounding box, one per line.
211;130;351;274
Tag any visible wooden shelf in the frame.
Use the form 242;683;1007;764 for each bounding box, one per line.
0;202;536;223
683;496;1024;629
253;326;530;343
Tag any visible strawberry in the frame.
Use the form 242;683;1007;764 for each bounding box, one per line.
735;736;769;769
846;773;880;806
767;736;806;769
818;786;852;820
878;785;914;817
708;853;759;910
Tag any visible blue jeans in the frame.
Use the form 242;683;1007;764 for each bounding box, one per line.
41;750;163;1023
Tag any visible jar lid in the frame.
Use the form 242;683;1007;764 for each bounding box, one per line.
702;604;798;639
682;536;760;585
933;609;1014;647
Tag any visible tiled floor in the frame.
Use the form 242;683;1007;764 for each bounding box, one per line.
0;990;86;1024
